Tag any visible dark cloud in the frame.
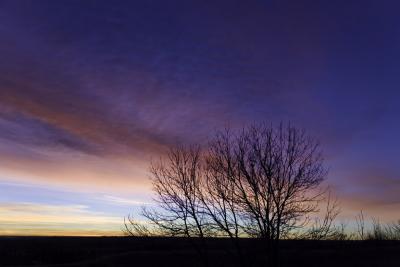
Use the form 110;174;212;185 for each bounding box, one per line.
0;108;99;154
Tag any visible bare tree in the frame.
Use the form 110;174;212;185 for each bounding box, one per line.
368;217;387;240
355;210;365;240
388;220;400;240
123;214;154;237
202;124;328;265
366;218;400;241
303;191;341;240
125;123;331;266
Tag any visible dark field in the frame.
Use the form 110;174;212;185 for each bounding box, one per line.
0;237;399;267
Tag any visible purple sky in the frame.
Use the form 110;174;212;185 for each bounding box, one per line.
0;0;399;235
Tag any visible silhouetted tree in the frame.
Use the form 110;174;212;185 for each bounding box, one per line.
206;124;327;265
303;191;341;240
365;218;400;241
126;123;331;266
355;210;365;240
123;214;154;237
388;220;400;240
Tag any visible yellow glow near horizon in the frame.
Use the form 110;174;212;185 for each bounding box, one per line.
0;203;123;236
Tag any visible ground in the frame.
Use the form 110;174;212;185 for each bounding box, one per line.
0;237;399;267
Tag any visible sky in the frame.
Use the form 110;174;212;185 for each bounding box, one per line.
0;0;399;235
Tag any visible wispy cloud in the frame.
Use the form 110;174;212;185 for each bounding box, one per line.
102;195;152;206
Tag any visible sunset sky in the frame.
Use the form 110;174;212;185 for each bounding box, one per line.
0;0;399;235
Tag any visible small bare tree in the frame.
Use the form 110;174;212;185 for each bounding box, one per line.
355;210;365;240
123;214;154;237
388;220;400;240
303;191;341;240
368;217;387;240
366;218;400;241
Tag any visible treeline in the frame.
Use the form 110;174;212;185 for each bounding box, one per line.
353;213;400;241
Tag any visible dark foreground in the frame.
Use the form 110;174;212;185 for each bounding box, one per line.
0;237;399;267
